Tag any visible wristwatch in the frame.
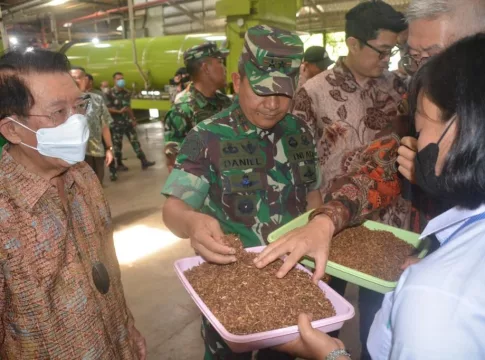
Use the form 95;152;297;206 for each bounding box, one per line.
326;349;351;360
107;146;113;151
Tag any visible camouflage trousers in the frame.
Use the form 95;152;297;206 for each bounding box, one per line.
110;121;145;159
201;316;294;360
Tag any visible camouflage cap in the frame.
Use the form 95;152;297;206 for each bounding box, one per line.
240;25;303;97
183;42;229;65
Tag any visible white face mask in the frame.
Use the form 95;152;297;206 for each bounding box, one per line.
8;114;90;165
101;87;110;94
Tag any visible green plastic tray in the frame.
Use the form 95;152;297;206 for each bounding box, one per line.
267;211;430;294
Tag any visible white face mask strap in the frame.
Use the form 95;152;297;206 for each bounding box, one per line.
6;117;39;151
6;117;36;134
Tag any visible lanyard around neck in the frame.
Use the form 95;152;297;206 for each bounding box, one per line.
441;212;485;246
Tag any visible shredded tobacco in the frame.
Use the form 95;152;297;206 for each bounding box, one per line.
184;234;336;335
329;226;415;281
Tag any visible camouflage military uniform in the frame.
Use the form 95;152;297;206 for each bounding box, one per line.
164;83;232;144
164;42;232;167
105;87;149;171
163;102;320;246
162;25;319;360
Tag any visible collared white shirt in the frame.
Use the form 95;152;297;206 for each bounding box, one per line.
367;203;485;359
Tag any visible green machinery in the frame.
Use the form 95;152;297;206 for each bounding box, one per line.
63;0;300;112
63;34;227;111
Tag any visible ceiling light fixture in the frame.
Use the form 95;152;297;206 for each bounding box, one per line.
48;0;69;5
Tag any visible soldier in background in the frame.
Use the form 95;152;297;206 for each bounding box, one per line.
106;71;155;174
162;25;322;360
298;46;334;88
70;67;115;184
85;73;108;101
163;42;232;171
100;80;111;96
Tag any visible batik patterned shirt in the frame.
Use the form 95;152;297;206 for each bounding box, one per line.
0;147;136;359
86;92;113;157
294;57;409;232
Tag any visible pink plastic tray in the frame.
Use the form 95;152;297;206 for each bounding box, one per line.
174;245;355;353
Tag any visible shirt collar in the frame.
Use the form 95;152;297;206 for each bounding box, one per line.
334;56;381;89
231;103;285;139
191;85;209;108
420;203;485;243
0;146;75;211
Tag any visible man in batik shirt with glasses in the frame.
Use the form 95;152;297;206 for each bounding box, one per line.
0;49;146;359
270;2;408;360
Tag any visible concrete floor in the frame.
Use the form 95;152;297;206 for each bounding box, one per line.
104;122;362;360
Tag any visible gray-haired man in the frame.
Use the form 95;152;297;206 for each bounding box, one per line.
397;0;485;231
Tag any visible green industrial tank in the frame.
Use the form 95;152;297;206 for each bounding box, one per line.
63;33;226;90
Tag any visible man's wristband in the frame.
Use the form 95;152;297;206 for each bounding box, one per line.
326;349;351;360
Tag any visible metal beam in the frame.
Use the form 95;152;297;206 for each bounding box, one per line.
0;4;8;51
166;1;203;26
2;0;45;16
307;0;326;22
128;0;149;89
78;0;116;8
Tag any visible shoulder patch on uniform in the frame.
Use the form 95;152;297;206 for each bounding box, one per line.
179;131;205;161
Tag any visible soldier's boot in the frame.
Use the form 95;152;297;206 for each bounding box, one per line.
116;155;129;171
139;154;155;170
110;171;118;182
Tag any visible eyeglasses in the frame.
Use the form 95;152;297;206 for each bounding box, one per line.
28;95;91;126
356;38;400;60
401;54;429;75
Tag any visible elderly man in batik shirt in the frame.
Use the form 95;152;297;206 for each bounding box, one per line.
0;49;146;359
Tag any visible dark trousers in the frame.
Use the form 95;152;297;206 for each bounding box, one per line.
328;278;384;360
85;155;105;184
202;316;294;360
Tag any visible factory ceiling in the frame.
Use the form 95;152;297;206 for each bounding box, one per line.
0;0;411;46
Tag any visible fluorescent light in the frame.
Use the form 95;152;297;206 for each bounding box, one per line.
205;35;227;41
63;22;72;28
149;109;160;119
9;36;18;45
116;25;123;31
91;37;100;44
48;0;68;5
186;33;211;38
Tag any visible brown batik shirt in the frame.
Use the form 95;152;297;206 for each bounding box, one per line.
293;57;411;232
0;147;136;359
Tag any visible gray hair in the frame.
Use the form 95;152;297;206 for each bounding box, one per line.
406;0;485;35
406;0;453;22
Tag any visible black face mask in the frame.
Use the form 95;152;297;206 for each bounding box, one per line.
414;119;455;199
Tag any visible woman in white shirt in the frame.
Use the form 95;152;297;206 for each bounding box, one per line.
281;33;485;360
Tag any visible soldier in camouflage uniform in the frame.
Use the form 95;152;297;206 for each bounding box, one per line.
106;72;155;176
163;42;232;170
162;25;323;360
